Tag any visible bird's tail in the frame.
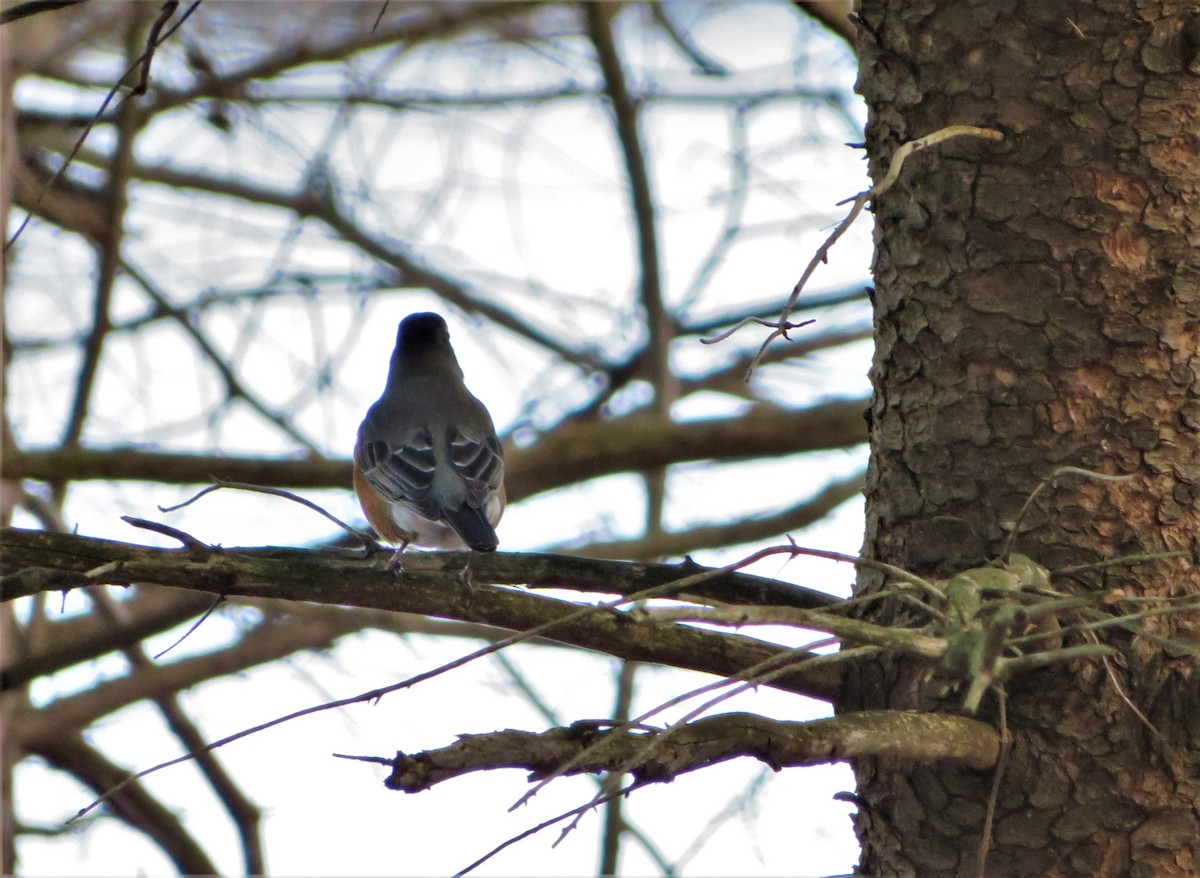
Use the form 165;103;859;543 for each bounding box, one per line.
445;506;499;552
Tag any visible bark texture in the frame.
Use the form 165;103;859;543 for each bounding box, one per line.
852;1;1200;875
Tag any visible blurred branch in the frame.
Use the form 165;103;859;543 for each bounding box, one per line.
0;0;87;26
3;399;868;501
1;586;571;698
681;325;872;399
508;403;868;500
10;604;374;742
566;469;864;560
677;104;750;315
1;446;347;489
102;156;601;368
381;710;1000;794
10;153;108;241
586;1;668;393
4;1;200;252
9;275;384;353
1;586;214;691
557;291;870;425
792;0;856;48
60;11;145;449
598;660;637;876
1;528;844;700
141;2;544;118
586;1;673;540
121;259;323;453
650;2;727;76
87;587;265;875
29;732;217;874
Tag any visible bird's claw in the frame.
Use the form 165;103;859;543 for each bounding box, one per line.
458;554;475;589
386;540;411;577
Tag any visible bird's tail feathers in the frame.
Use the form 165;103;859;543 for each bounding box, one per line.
445;506;499;552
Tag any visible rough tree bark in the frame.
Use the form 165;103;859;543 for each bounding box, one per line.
851;1;1200;875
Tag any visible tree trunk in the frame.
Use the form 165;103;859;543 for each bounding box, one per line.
851;1;1200;875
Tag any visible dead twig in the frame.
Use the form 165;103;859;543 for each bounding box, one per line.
158;481;378;549
703;125;1003;379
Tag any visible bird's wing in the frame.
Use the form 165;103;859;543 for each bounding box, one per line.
448;424;505;511
357;416;503;511
355;424;443;520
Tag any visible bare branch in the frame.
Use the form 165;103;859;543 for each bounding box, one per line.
381;710;1000;794
60;12;146;450
91;157;601;368
586;2;674;542
0;528;845;700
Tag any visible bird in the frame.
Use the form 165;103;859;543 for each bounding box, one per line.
353;312;505;568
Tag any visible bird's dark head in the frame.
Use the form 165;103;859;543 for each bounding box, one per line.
396;312;452;356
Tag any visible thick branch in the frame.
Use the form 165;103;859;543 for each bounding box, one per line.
382;710;1000;793
1;528;844;701
1;527;833;609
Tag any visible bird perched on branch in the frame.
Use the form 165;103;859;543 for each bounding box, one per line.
353;312;505;568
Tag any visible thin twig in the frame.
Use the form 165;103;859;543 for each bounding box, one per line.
783;540;944;602
551;641;844;842
157;481;378;548
1005;600;1200;648
975;689;1008;878
370;1;389;32
509;637;857;813
132;2;180;95
152;595;224;660
455;786;631;877
701;125;1003;379
1001;466;1134;561
121;516;210;551
1054;550;1189;577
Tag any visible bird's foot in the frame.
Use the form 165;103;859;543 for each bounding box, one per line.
386;540;411;577
457;553;475;589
